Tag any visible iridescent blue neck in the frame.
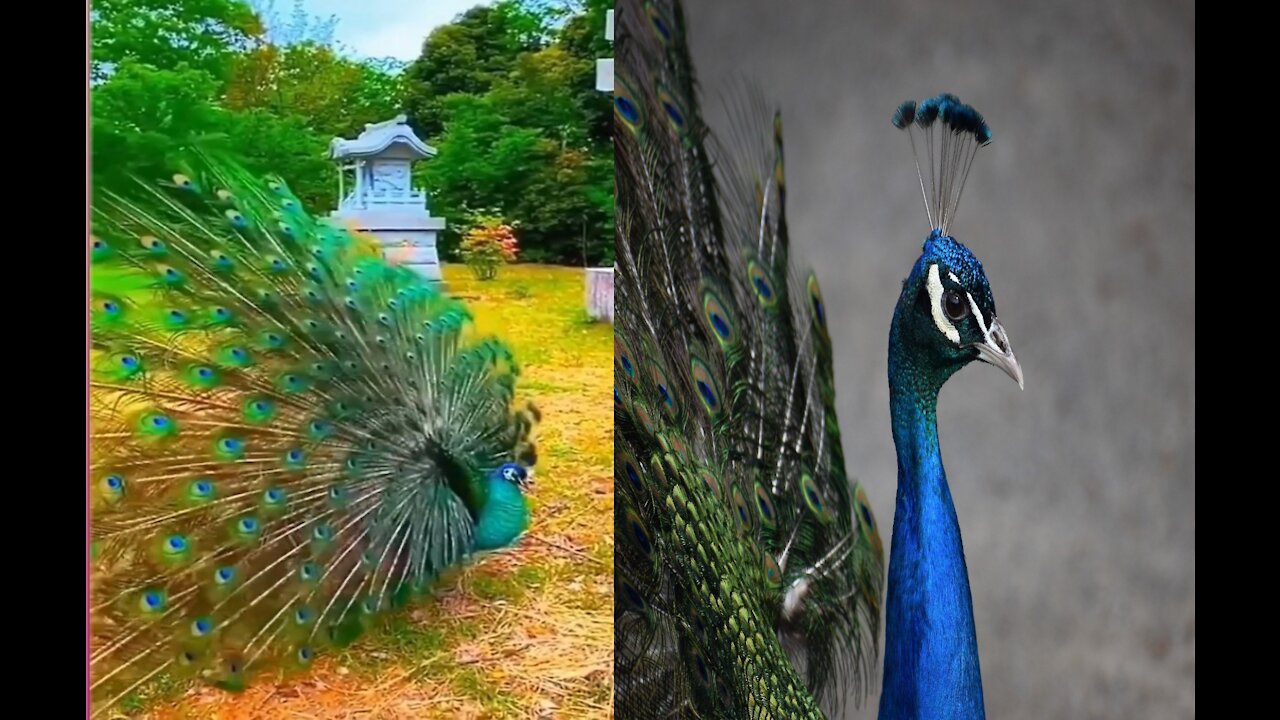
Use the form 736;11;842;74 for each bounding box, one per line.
473;477;529;552
879;330;986;719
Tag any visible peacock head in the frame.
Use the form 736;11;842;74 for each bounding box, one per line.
889;93;1022;393
496;462;534;492
894;231;1022;390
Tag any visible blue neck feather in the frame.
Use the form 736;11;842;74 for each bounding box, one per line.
879;308;986;719
473;476;529;552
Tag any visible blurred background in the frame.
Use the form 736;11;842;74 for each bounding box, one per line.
679;1;1195;718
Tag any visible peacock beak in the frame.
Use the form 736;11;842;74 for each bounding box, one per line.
519;469;536;492
970;317;1023;390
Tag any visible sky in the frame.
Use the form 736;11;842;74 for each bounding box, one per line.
294;0;490;61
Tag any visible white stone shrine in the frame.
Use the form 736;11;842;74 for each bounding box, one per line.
328;115;446;281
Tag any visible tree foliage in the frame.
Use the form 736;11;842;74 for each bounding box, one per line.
91;0;612;266
247;0;338;48
225;43;406;141
402;5;547;140
90;0;262;83
411;0;613;265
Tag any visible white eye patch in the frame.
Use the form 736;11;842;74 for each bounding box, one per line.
926;264;961;344
966;291;1005;353
967;292;989;335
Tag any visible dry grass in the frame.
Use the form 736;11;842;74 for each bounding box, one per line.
125;264;614;719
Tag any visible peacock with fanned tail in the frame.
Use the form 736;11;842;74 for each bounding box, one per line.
613;1;1023;718
89;150;540;717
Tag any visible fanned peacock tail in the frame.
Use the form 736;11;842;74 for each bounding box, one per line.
89;148;539;716
613;1;885;718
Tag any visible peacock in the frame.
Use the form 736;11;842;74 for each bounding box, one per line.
88;148;540;717
613;1;1022;718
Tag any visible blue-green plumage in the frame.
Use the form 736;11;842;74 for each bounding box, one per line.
874;103;1022;719
89;151;540;717
615;2;885;718
613;1;1022;715
474;463;534;551
879;234;1010;719
880;386;985;720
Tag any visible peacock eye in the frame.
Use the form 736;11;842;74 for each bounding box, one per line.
943;290;968;321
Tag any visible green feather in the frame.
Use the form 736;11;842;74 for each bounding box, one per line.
614;1;884;718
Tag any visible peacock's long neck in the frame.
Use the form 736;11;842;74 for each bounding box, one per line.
473;478;529;552
879;356;986;719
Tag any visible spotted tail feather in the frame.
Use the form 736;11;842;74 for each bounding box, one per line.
613;1;885;718
89;149;538;715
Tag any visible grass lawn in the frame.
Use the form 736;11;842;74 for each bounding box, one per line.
124;263;614;719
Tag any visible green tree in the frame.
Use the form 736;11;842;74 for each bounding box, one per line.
91;61;333;208
511;142;613;265
91;62;229;188
91;0;407;212
247;0;338;48
423;83;612;264
416;0;613;266
495;46;590;143
225;43;405;140
422;92;545;248
90;0;262;84
402;4;548;138
215;109;334;207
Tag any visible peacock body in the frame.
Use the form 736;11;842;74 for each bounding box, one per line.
613;2;1022;719
89;149;539;717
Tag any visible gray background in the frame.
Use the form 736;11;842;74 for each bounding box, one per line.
678;0;1195;718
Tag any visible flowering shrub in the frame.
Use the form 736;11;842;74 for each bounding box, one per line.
459;216;519;280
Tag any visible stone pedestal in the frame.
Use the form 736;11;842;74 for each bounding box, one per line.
586;267;614;324
330;208;447;281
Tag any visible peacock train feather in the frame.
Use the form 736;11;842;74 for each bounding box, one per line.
89;148;540;717
613;1;885;718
